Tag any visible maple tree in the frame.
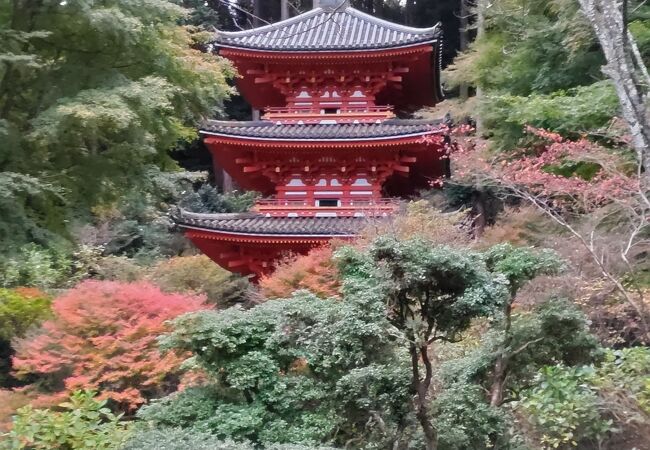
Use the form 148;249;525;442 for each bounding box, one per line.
12;281;208;412
259;246;341;299
447;125;649;342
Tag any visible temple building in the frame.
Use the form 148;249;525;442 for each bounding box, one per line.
175;0;449;280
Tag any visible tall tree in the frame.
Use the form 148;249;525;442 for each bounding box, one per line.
0;0;233;252
578;0;650;180
344;237;508;450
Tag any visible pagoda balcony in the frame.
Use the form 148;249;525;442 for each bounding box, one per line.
262;106;395;124
252;197;399;217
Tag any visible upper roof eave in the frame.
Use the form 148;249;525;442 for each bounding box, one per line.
212;5;441;52
215;39;439;55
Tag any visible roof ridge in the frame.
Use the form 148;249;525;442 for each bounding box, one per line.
215;8;324;38
345;8;440;35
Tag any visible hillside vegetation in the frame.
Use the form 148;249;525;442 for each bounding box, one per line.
0;1;648;449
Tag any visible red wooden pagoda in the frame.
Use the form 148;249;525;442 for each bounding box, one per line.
175;0;448;280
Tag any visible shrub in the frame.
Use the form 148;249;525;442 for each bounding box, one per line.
259;247;340;299
1;390;130;450
593;347;650;439
148;291;408;447
93;256;146;282
519;365;612;449
121;428;342;450
12;281;208;412
0;288;51;343
0;288;51;387
358;200;469;247
0;389;32;432
121;428;253;450
148;255;249;307
0;244;71;289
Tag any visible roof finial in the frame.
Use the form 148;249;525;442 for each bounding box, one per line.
314;0;349;11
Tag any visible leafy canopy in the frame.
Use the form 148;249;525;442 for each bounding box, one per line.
0;0;233;252
152;290;409;447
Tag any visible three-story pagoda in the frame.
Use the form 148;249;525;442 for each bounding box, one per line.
175;0;448;280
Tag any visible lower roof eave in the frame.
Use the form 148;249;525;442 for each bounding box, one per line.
181;225;357;240
198;130;438;142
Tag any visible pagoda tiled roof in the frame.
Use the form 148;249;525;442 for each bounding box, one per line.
213;2;441;52
174;210;364;237
200;119;443;141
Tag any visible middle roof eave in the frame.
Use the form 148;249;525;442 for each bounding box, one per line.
200;119;445;141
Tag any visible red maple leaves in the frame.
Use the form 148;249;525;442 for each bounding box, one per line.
12;281;208;412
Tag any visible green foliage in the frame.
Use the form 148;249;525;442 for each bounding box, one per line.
0;173;67;251
178;186;259;214
90;173;256;261
519;366;612;449
433;383;507;450
148;289;408;447
121;427;254;450
592;347;650;421
0;288;51;387
366;236;509;336
445;0;622;147
0;289;51;342
481;81;619;149
520;347;650;448
484;243;565;295
1;390;131;450
0;0;234;252
444;299;599;393
447;0;603;96
0;244;72;289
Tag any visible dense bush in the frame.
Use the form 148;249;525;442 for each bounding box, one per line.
1;390;131;450
121;428;253;450
145;289;409;447
433;383;507;450
122;428;341;450
12;281;208;412
0;245;72;289
520;347;650;449
148;255;249;307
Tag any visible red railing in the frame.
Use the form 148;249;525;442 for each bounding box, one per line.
262;106;395;124
253;198;399;217
264;105;393;115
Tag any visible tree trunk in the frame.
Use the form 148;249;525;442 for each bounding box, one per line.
410;345;437;450
489;300;513;407
253;0;262;26
471;190;487;237
475;0;486;134
223;170;234;193
459;0;469;101
405;0;416;26
281;0;290;20
578;0;650;180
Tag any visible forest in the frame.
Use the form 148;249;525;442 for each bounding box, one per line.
0;0;648;449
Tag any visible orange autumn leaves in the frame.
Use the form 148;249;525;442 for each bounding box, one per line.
259;246;341;299
12;281;208;412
